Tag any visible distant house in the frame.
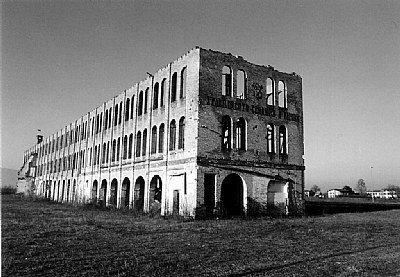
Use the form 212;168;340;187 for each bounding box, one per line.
328;189;342;198
327;188;353;198
367;190;397;199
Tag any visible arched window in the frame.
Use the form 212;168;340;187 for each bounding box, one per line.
266;77;274;106
112;139;116;162
153;83;159;109
119;102;122;124
159;123;164;153
142;129;147;156
236;70;247;99
171;72;177;102
94;146;97;165
221;115;232;151
160;79;166;107
144;88;149;114
151;126;157;154
180;67;187;99
136;131;141;157
169;120;176;150
106;142;109;163
104;110;108;130
278;81;287;108
102;143;106;164
222;66;232;96
267;124;275;154
138;91;143;116
108;108;112;128
125;98;130;121
123;135;127;160
128;133;133;159
117;137;121;161
236;117;246;150
130;96;134;119
178;117;185;149
99;113;102;132
279;125;287;154
114;104;118;126
97;144;101;165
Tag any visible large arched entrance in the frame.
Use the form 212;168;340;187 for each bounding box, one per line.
100;180;107;207
110;179;118;207
149;176;162;214
121;177;130;208
221;174;244;216
92;180;98;204
134;177;145;212
267;180;288;215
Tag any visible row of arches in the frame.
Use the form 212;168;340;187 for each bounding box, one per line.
222;65;287;108
92;175;163;212
36;115;186;176
36;121;88;160
138;66;187;115
45;179;77;203
35;64;189;163
91;116;186;167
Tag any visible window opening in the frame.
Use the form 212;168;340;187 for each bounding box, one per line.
222;66;232;96
169;120;176;150
236;70;246;99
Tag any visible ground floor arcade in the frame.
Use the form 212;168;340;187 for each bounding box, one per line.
34;162;304;218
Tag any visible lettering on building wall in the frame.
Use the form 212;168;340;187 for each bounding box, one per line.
205;96;300;123
251;82;263;99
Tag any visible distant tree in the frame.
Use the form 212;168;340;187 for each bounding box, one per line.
356;179;367;195
310;185;320;193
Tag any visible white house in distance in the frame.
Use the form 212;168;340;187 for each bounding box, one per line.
327;188;354;198
328;189;342;198
367;190;398;199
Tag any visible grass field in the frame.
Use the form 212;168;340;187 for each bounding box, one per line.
2;195;400;276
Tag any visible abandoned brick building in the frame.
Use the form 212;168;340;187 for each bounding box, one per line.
21;47;305;217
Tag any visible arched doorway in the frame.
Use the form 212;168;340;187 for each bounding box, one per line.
99;180;107;207
110;179;118;207
61;180;66;202
66;180;71;203
221;174;244;216
92;180;98;204
149;176;162;214
121;177;130;208
134;177;145;212
52;181;57;201
267;180;288;215
56;181;60;202
44;181;47;198
72;179;76;204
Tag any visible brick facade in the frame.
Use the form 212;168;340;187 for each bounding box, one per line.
21;47;305;217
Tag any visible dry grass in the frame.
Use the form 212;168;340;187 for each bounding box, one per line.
2;195;400;276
